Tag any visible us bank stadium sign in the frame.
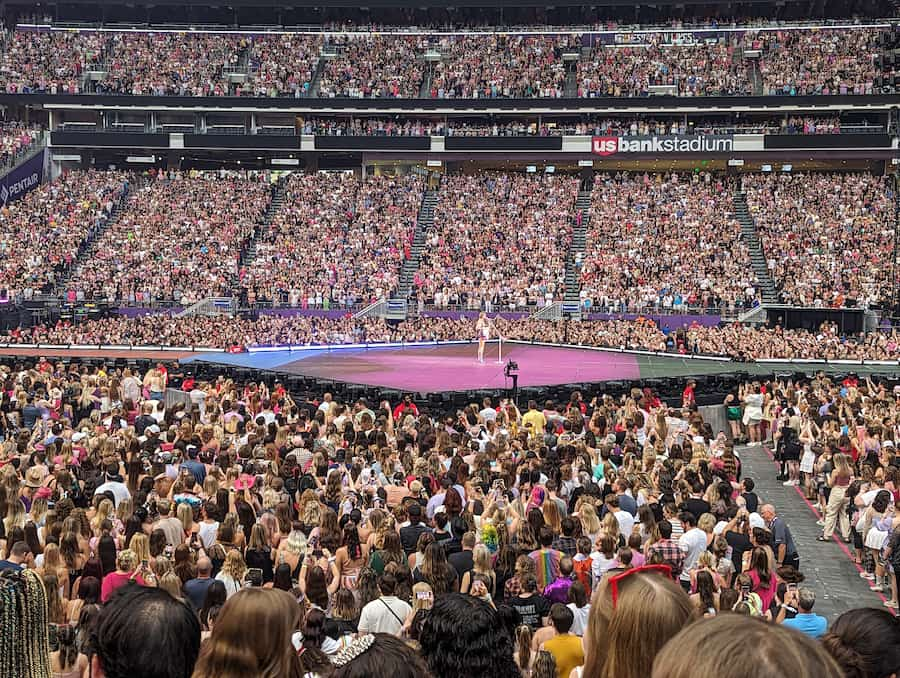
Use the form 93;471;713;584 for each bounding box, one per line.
591;135;734;156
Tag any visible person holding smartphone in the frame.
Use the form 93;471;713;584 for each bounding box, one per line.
100;549;147;602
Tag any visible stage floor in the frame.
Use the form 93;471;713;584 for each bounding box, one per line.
183;343;641;392
0;342;893;393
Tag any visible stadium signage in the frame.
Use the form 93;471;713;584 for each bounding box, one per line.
0;149;45;206
591;134;733;156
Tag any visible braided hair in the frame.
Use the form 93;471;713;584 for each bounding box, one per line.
0;569;51;678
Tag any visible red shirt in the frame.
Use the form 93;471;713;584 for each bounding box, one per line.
393;402;419;421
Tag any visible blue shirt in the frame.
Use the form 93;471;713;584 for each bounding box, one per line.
180;460;207;486
183;577;215;611
783;613;827;639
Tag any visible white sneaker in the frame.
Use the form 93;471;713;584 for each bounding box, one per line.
816;519;825;526
783;480;795;486
861;572;875;580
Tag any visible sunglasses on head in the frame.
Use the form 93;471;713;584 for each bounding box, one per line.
608;564;673;609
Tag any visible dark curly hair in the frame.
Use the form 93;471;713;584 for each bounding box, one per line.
420;594;520;678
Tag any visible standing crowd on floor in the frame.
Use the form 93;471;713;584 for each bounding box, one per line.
0;357;897;677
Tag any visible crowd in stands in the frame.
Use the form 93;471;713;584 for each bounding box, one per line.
0;356;898;678
430;35;578;98
0;171;129;301
298;115;855;137
67;171;273;305
300;117;447;137
1;26;890;97
318;36;427;98
743;172;893;308
240;172;424;308
753;29;880;96
413;173;579;308
578;37;751;97
0;123;41;169
5;314;899;361
244;35;323;98
0;29;104;93
580;173;758;314
93;33;244;96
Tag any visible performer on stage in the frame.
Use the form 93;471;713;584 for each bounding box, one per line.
475;311;491;363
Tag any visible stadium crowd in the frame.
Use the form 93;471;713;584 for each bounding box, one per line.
240;172;424;308
430;35;578;98
577;37;750;97
93;33;244;97
743;172;893;308
4;315;899;361
0;29;104;94
243;34;323;98
0;171;129;301
317;36;427;98
297;115;852;137
753;28;880;96
0;25;892;98
0;355;898;678
580;173;758;314
413;173;579;308
0;123;42;169
67;171;273;306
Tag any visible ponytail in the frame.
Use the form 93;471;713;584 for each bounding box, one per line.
515;624;532;671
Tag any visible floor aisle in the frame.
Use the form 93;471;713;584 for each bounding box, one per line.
738;444;893;620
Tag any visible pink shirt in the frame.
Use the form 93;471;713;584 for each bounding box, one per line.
101;571;146;602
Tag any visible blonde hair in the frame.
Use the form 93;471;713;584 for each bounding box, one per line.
177;502;194;534
583;570;695;678
158;571;184;599
116;498;134;523
91;499;114;534
697;513;716;534
542;500;562;534
697;550;717;570
411;582;434;612
580;503;601;536
128;533;150;564
652;615;842;678
832;453;852;478
472;544;492;575
221;549;247;582
600;511;620;543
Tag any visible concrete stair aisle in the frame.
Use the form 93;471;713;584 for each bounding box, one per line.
52;177;135;297
394;187;439;312
748;59;764;96
562;182;592;315
308;47;331;97
419;68;433;99
564;68;578;98
232;179;285;295
732;190;779;304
